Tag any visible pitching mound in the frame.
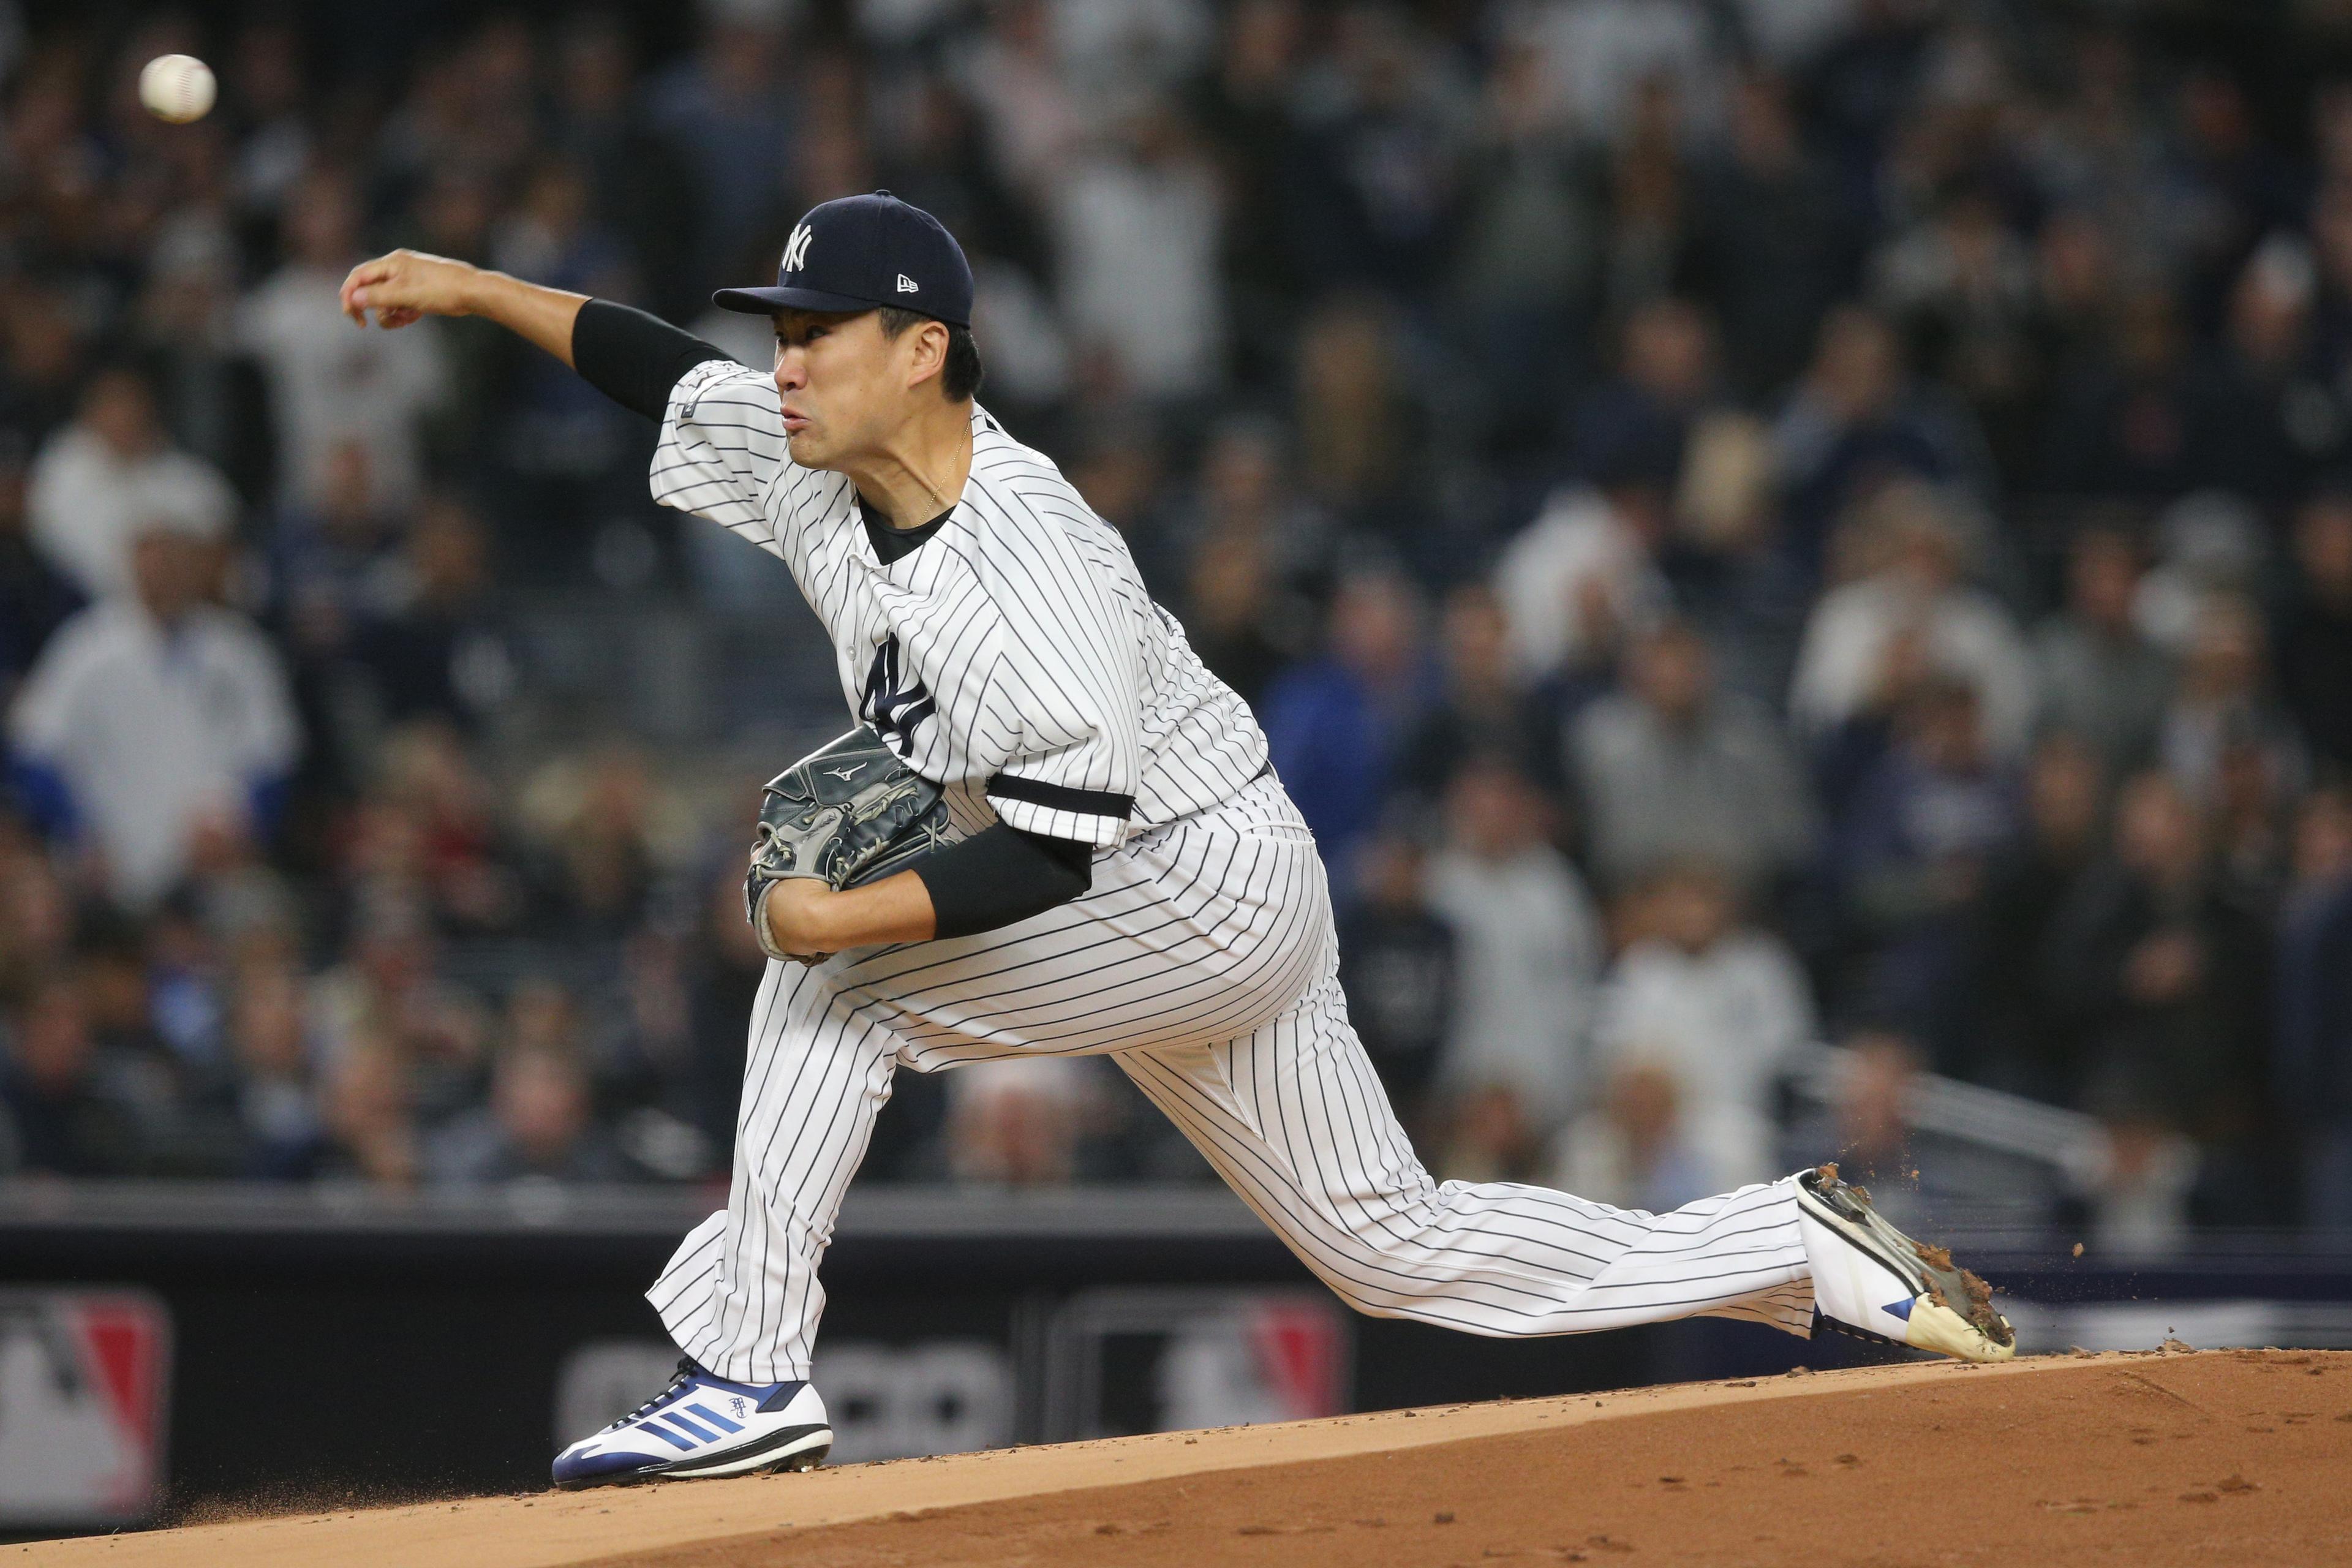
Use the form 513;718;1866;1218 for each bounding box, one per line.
19;1349;2351;1567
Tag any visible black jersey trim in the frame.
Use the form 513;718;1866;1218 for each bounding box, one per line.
858;499;955;564
986;772;1134;820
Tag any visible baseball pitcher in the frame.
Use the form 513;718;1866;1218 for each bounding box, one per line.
339;191;2012;1490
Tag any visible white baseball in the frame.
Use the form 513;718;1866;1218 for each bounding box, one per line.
139;55;216;125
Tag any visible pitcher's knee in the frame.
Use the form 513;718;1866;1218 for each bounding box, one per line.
1278;1218;1479;1315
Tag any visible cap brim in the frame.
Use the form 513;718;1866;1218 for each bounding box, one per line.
710;284;884;316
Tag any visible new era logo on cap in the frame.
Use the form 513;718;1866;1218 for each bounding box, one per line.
712;191;973;326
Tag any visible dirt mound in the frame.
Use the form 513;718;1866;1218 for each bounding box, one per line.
20;1350;2351;1568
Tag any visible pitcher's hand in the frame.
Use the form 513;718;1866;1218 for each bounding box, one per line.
339;249;479;330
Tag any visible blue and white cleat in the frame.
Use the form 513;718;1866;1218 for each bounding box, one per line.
551;1359;832;1488
1795;1164;2016;1363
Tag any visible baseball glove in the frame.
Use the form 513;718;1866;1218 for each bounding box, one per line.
743;725;950;963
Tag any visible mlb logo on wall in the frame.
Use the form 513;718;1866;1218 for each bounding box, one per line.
0;1290;172;1527
1041;1287;1351;1441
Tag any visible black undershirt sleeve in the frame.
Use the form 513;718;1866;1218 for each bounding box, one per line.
913;823;1093;940
571;299;731;420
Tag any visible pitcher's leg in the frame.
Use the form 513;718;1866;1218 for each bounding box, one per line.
1114;974;1816;1338
649;960;905;1381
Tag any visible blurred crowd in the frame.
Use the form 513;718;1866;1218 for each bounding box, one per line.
6;0;2352;1242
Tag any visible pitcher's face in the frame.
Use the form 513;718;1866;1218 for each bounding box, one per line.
772;309;918;470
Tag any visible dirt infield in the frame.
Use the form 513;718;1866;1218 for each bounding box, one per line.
17;1349;2351;1567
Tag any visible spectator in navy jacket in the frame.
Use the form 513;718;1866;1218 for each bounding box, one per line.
2278;788;2352;1229
1832;677;2019;1052
1261;565;1431;891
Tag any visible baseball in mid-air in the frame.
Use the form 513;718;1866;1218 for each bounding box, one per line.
138;54;216;124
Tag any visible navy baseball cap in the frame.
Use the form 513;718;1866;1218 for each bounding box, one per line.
713;191;973;327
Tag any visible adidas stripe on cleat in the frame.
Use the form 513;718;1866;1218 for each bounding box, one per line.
551;1359;832;1488
1794;1164;2016;1363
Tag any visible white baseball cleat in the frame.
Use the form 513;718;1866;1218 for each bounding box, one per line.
1795;1164;2016;1363
551;1359;832;1488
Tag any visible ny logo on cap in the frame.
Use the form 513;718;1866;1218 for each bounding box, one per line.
782;224;814;273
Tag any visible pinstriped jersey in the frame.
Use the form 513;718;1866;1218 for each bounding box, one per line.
649;359;1270;848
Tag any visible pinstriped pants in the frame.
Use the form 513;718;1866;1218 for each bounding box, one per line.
650;774;1817;1382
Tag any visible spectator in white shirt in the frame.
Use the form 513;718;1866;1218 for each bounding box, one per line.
1514;0;1727;147
1494;468;1673;683
1050;97;1225;400
959;0;1090;201
1591;859;1815;1182
9;508;300;910
1425;755;1602;1131
1552;860;1806;1204
239;167;447;512
26;366;238;600
1789;478;2037;757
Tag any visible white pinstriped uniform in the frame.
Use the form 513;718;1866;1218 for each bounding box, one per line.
641;360;1819;1381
